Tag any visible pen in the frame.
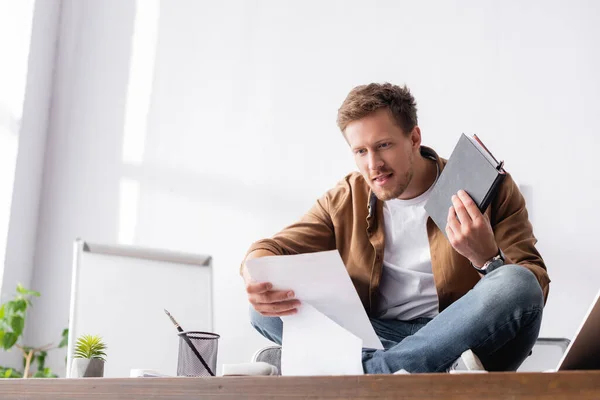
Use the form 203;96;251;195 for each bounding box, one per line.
164;309;215;376
164;309;184;332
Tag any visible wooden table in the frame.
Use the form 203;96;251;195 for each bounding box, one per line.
1;371;599;399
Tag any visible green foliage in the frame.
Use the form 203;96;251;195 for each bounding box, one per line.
0;366;23;378
0;284;39;350
32;368;57;378
2;332;18;350
73;335;107;361
58;328;69;349
0;284;67;378
36;350;47;370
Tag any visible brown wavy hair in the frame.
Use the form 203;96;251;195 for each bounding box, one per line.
337;83;418;135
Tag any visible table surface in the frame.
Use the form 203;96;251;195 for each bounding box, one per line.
1;371;600;400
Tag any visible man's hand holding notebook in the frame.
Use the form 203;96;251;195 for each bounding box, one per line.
425;134;506;266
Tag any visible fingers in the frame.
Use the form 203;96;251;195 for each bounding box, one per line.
446;206;461;234
246;281;272;294
246;283;300;316
456;190;481;220
250;289;295;304
445;221;455;241
445;190;498;265
451;194;472;224
260;308;299;317
253;299;301;316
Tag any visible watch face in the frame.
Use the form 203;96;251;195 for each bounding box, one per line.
487;258;505;273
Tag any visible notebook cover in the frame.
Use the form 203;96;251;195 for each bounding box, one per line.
424;134;505;235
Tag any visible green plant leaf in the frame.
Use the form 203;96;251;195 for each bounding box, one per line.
10;299;27;313
0;366;22;378
36;351;47;371
0;304;5;319
58;328;69;348
9;368;23;378
10;316;24;337
2;332;17;350
32;367;56;378
16;284;40;297
73;334;107;361
4;300;15;315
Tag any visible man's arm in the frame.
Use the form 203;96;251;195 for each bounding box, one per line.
447;173;550;303
240;189;341;316
241;191;338;272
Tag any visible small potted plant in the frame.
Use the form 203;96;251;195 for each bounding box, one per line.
71;334;107;378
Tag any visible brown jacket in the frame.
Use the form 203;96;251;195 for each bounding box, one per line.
244;146;550;316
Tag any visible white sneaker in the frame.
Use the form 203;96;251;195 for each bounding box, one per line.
393;368;411;375
392;349;486;374
447;349;487;373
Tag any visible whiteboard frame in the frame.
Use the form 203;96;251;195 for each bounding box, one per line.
66;239;212;377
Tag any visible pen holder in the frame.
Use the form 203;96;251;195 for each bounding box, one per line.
177;331;220;377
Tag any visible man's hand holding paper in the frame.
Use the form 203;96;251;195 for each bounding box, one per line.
243;249;300;317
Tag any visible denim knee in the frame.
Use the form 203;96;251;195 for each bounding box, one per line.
482;264;544;312
249;306;283;345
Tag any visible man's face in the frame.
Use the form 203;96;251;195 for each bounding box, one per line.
344;108;418;201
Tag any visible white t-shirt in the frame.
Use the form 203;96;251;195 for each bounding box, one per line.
377;173;440;321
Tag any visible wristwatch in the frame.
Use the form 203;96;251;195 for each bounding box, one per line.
472;249;506;275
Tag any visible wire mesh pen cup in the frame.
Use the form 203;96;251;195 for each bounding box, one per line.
177;331;220;377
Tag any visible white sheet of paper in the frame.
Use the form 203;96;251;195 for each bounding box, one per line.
246;250;383;349
281;303;363;376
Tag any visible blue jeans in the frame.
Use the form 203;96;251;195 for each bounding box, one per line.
250;264;544;373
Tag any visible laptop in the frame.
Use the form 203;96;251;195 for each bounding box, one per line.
554;289;600;371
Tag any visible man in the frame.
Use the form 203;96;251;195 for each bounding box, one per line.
241;83;549;373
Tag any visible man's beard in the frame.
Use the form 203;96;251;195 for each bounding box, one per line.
371;168;414;201
370;149;414;201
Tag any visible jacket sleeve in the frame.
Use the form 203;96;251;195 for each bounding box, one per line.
490;173;551;303
240;190;339;271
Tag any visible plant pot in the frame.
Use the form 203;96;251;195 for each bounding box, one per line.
71;358;105;378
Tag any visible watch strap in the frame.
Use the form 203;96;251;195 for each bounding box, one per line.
472;249;505;275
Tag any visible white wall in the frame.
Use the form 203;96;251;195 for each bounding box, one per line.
0;0;61;368
0;0;36;294
2;0;61;295
27;0;600;375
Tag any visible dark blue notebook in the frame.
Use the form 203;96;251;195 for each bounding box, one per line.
424;134;506;234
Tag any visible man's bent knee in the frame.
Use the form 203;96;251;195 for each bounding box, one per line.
480;265;544;311
249;307;283;345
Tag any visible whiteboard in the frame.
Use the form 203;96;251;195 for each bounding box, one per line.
66;240;213;377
